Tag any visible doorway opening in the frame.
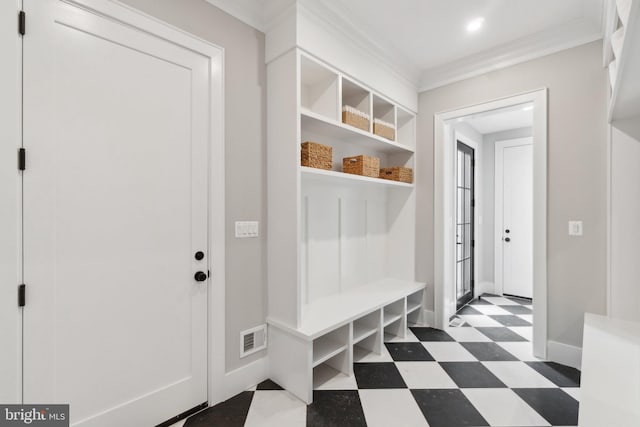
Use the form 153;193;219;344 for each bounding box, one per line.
434;89;547;359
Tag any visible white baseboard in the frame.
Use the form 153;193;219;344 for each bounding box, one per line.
476;281;495;297
422;310;434;327
222;356;269;402
547;340;583;370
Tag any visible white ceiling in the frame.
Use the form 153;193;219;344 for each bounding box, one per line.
327;0;603;69
462;103;533;135
206;0;605;90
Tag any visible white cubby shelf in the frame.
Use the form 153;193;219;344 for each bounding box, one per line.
301;166;413;189
267;49;425;405
301;110;414;154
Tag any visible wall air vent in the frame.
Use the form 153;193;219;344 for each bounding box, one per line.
240;324;267;358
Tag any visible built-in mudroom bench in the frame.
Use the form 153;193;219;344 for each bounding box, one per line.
268;280;425;403
267;49;425;404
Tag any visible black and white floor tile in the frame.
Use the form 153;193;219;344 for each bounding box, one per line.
172;294;581;427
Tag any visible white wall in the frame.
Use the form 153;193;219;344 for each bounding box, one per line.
610;121;640;322
417;41;608;349
119;0;267;373
481;127;533;286
0;0;22;404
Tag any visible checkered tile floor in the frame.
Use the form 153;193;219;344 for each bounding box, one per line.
176;294;581;427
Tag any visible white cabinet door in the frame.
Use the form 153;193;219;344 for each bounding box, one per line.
497;139;533;299
22;1;210;425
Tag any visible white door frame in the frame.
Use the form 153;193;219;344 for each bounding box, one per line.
11;0;227;408
452;129;481;314
434;89;547;359
494;137;533;297
0;0;23;404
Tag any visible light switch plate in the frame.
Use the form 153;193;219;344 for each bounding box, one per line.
235;221;259;238
568;220;583;236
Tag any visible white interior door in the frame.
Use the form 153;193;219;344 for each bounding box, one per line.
22;1;210;425
496;138;533;299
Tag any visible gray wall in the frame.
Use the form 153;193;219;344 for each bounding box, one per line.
120;0;267;372
417;41;608;348
481;127;533;285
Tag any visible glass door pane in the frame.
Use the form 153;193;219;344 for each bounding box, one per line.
455;141;475;310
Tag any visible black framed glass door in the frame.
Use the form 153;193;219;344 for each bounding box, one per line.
456;141;475;309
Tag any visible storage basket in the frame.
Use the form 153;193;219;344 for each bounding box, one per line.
301;141;332;170
342;155;380;178
342;106;370;132
373;119;395;141
379;167;413;183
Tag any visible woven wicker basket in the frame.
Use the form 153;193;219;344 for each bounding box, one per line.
342;110;370;132
379;167;413;183
373;122;395;141
343;155;380;178
301;141;332;170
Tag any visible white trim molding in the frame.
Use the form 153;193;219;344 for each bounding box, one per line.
0;0;23;405
223;357;270;400
419;18;603;91
476;281;496;298
204;0;267;32
547;340;583;370
204;0;604;94
422;310;435;327
434;89;548;359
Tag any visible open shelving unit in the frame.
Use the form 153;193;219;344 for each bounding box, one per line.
605;0;640;121
267;49;425;404
300;167;413;189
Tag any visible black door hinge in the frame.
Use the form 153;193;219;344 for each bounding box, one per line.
18;148;26;171
471;199;475;208
18;284;26;307
472;239;475;248
19;11;25;36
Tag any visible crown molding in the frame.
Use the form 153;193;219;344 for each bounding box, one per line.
205;0;266;32
419;17;604;92
296;0;421;89
204;0;605;97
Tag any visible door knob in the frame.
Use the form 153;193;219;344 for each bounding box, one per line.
194;271;207;282
504;237;511;242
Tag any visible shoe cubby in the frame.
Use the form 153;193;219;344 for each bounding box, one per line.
407;289;424;326
312;325;349;368
383;299;406;340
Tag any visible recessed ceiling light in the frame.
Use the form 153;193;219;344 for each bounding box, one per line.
522;105;533;111
466;17;485;33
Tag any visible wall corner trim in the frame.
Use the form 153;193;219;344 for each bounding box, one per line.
547;340;583;370
222;356;269;401
422;310;435;327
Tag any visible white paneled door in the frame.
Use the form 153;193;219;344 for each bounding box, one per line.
22;1;210;425
496;138;533;299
